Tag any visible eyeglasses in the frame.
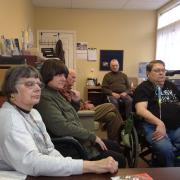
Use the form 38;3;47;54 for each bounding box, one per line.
151;69;166;73
17;81;44;89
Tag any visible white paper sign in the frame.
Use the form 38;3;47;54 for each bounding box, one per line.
88;48;97;61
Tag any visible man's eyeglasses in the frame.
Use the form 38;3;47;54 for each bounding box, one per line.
151;69;166;73
17;81;44;89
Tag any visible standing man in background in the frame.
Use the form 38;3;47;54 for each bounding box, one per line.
102;59;132;119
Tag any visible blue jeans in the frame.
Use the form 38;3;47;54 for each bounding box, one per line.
142;122;180;167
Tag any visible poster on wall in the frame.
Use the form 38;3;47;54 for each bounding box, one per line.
100;50;124;71
76;42;88;60
87;48;97;61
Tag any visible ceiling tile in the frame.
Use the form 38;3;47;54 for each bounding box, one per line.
32;0;171;10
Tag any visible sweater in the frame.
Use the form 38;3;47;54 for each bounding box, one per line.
102;71;130;95
0;102;83;176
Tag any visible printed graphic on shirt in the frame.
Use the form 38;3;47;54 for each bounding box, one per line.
155;87;178;103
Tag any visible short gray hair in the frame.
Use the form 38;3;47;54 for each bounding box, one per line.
2;65;41;98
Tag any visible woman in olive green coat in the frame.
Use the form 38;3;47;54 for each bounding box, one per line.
36;59;126;168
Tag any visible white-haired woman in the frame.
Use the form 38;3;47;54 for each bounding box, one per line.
0;65;118;176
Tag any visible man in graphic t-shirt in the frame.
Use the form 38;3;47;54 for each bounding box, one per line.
134;60;180;167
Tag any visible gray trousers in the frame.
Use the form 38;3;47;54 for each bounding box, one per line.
108;95;133;120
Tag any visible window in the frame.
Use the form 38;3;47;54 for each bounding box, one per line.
157;5;180;29
156;3;180;71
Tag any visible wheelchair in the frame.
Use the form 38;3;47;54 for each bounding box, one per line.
49;96;140;168
105;95;139;167
131;112;180;167
120;115;139;168
51;114;140;168
120;112;163;167
51;132;140;168
127;112;165;167
130;113;155;167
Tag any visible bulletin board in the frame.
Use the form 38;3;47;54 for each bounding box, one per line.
100;50;124;71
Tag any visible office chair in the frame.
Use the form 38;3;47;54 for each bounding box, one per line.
51;136;88;159
51;110;96;160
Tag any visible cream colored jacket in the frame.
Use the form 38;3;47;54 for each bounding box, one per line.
0;102;83;176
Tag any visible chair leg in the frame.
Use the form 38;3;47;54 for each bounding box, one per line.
139;147;153;166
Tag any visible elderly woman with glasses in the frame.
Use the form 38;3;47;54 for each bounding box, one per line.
0;65;119;176
35;59;126;168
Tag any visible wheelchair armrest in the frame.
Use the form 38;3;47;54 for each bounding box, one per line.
51;136;79;144
51;136;83;149
77;110;95;116
78;110;96;131
51;136;88;159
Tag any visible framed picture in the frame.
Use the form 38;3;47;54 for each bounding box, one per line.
100;50;124;71
138;62;149;78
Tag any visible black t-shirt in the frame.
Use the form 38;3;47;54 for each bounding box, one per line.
134;80;180;129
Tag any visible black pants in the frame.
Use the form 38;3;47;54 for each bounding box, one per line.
91;139;126;168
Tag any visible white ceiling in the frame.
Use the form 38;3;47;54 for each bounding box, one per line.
32;0;171;10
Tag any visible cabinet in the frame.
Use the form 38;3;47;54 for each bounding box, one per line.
85;86;105;106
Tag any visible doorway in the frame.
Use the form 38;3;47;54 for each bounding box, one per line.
37;30;76;69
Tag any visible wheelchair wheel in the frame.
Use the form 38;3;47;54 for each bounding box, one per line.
125;126;139;168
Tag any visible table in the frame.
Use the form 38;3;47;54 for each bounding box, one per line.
26;167;180;180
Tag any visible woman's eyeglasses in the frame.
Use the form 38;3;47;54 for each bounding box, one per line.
17;81;44;89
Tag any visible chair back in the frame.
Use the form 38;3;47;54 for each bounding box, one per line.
51;136;88;160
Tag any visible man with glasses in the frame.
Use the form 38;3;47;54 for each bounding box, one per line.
134;60;180;167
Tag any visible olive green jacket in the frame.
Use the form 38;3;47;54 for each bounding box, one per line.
36;87;96;143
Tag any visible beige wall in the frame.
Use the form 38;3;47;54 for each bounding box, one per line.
0;3;156;99
0;0;34;41
35;8;156;99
